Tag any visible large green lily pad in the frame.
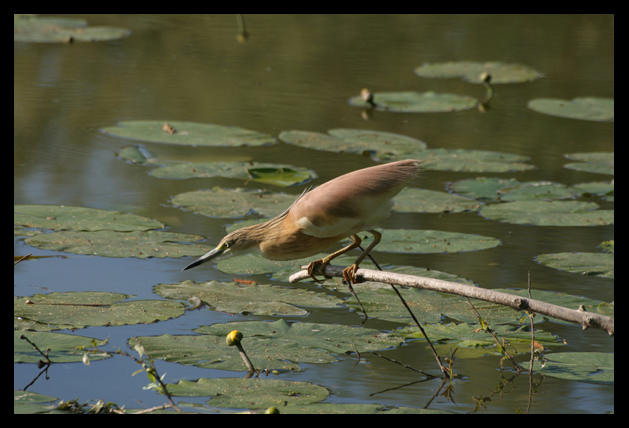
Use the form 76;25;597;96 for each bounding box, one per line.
14;292;186;329
14;205;164;232
172;187;296;218
151;162;316;187
396;322;561;358
480;200;614;226
375;229;501;253
279;129;427;158
14;390;59;414
14;331;112;363
393;188;481;213
102;121;276;147
569;181;614;200
522;352;614;385
536;252;614;278
156;280;344;316
163;377;329;409
414;61;543;83
14;14;129;43
528;97;614;122
407;149;535;173
564;152;614;175
24;230;207;258
348;91;478;113
132;319;402;372
449;179;573;202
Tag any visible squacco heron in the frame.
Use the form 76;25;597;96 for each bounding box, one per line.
182;160;419;283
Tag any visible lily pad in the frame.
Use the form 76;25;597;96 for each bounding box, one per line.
536;252;614;278
14;292;186;330
132;319;402;372
24;230;207;258
414;61;543;83
279;129;427;159
393;188;481;213
375;229;501;254
14;331;112;363
172;187;296;218
480;200;614;226
564;152;614;175
396;322;560;358
14;390;59;414
102;121;276;147
407;149;535;173
14;14;129;43
451;180;572;202
522;352;614;385
569;181;614;200
449;177;522;202
348;91;478;113
156;280;344;316
163;377;329;409
14;205;164;232
528;97;614;122
151;162;316;187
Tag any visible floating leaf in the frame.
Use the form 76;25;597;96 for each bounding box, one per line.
536;252;614;278
393;188;481;213
564;152;614;175
375;229;501;253
449;177;522;202
132;319;402;372
172;187;296;218
14;14;129;43
569;181;614;199
481;200;614;226
396;323;560;358
151;162;316;187
348;91;478;113
14;205;164;232
414;61;543;83
14;292;185;330
163;377;329;408
279;129;427;158
522;352;614;385
14;391;59;414
156;280;343;316
24;230;207;258
407;149;535;173
14;331;112;363
528;97;614;122
102;121;276;147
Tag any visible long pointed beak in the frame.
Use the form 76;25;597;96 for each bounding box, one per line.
182;246;225;271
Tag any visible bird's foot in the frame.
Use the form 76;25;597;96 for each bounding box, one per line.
306;259;331;282
342;264;360;284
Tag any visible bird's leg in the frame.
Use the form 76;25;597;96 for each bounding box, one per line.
342;230;382;284
306;234;362;281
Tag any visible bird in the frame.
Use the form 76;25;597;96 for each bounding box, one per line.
182;160;420;284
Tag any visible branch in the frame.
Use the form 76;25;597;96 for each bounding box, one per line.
289;265;614;336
